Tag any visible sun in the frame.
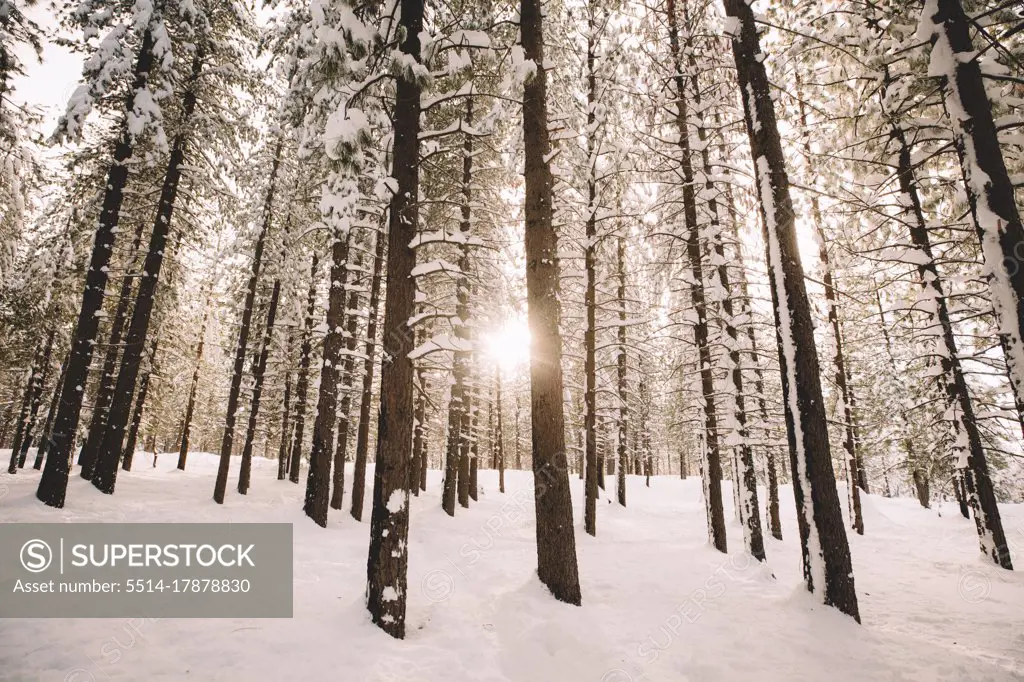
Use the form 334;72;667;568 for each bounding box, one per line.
483;314;531;372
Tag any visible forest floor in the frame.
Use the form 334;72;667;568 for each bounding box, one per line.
1;451;1023;681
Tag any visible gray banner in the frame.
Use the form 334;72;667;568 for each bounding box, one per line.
0;523;292;617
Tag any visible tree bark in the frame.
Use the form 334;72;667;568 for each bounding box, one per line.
36;27;156;508
331;249;364;509
121;340;157;472
177;293;211;471
79;220;145;478
92;52;204;495
239;279;282;495
521;0;582;606
351;222;384;521
290;254;321;484
927;0;1024;444
33;359;67;470
725;0;859;620
496;366;505;493
8;343;44;473
411;322;427;496
304;235;350;526
666;0;726;553
365;0;421;639
615;234;628;508
887;93;1010;568
582;10;600;537
794;84;863;537
215;138;284;503
277;332;294;481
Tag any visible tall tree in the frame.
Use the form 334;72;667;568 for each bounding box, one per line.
36;9;164;508
214;140;284;504
723;0;859;620
521;0;582;606
92;50;206;495
365;0;422;638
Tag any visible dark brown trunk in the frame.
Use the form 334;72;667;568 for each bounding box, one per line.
496;367;505;493
305;235;351;525
521;0;582;606
122;339;157;471
929;0;1024;441
469;456;478;501
794;84;863;537
93;53;204;495
34;359;67;470
332;250;364;509
582;10;600;538
79;220;145;478
239;279;282;495
9;342;45;473
37;27;156;508
666;0;726;553
290;254;320;485
365;0;421;638
410;322;427;496
888;96;1010;568
351;222;385;521
177;293;211;471
725;0;859;620
215;138;284;503
16;329;56;469
615;235;628;508
277;332;294;481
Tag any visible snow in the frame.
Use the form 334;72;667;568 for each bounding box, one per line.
2;452;1024;680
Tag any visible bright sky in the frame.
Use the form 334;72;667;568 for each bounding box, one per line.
10;7;81;132
483;314;531;373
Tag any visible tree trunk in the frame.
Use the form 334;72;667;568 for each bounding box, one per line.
666;0;726;553
496;366;505;493
469;456;478;501
615;235;628;508
36;27;156;508
926;0;1024;443
122;340;157;472
794;84;863;537
214;138;284;503
177;293;211;471
521;0;582;606
17;329;56;469
331;250;364;509
724;0;859;620
239;279;282;495
304;235;350;526
8;343;44;473
582;11;600;537
410;323;427;496
442;380;462;515
351;222;385;521
79;220;145;478
92;53;204;495
34;359;67;470
448;98;476;512
365;0;421;639
887;94;1011;568
290;254;320;485
277;332;294;481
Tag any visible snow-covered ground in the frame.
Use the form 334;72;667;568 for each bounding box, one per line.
2;450;1023;681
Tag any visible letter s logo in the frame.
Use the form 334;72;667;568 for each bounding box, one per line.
20;539;53;573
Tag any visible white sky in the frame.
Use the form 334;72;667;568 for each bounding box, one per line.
11;7;82;133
